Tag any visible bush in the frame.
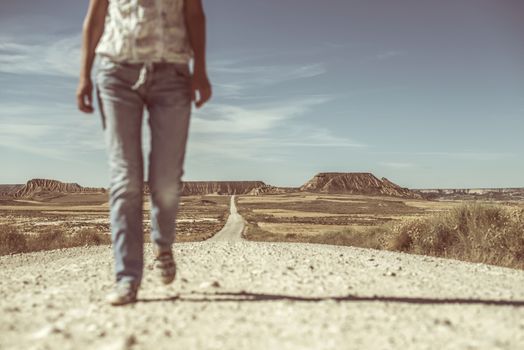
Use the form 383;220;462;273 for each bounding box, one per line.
387;203;524;269
32;230;68;252
242;201;524;270
0;225;28;255
0;225;111;255
310;226;388;250
72;228;110;246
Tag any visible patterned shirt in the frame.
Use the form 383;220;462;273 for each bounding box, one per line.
95;0;193;63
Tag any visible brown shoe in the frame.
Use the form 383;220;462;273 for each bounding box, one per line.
154;251;177;285
106;280;139;306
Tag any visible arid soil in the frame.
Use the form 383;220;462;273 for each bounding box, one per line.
0;195;230;244
237;192;448;240
2;244;524;349
237;192;524;240
2;198;524;349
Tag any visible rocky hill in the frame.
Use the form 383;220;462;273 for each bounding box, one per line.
1;175;422;199
247;184;291;196
180;181;265;195
0;184;23;198
7;179;106;199
300;172;422;198
143;181;266;196
415;188;524;201
2;179;269;199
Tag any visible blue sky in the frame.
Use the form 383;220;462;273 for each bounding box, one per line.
1;0;523;188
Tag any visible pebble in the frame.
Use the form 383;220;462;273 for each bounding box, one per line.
2;240;524;349
32;325;62;339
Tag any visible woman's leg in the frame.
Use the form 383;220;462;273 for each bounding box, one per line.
96;61;146;286
146;63;192;253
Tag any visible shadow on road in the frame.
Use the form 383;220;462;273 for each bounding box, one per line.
139;291;524;307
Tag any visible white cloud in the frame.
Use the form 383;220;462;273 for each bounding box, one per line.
0;103;104;160
0;37;363;166
191;96;329;134
188;130;364;163
0;34;81;77
0;135;68;159
187;95;365;162
209;60;327;98
211;62;325;79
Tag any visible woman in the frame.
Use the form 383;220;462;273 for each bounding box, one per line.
76;0;211;306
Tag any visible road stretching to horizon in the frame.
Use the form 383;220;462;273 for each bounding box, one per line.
206;195;244;242
1;195;524;349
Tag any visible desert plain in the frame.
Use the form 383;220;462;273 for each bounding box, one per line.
1;173;524;349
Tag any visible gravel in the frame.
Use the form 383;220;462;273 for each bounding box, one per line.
2;241;524;349
1;195;524;349
207;195;244;242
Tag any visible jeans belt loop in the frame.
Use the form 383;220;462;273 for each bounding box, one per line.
131;61;154;90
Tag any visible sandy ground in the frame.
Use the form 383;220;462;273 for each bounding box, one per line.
2;198;524;349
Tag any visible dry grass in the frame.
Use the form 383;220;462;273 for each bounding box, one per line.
242;201;524;270
308;226;389;250
241;218;387;249
386;202;524;269
239;197;423;215
0;194;230;255
0;194;232;254
0;225;111;255
237;193;429;230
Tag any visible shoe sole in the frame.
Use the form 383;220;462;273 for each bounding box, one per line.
161;275;175;285
107;295;137;306
155;255;177;285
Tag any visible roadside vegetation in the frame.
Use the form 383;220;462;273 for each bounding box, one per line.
0;225;110;255
0;213;229;256
0;195;231;255
242;202;524;270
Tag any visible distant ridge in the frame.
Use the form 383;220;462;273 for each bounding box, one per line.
7;179;106;199
179;181;265;195
1;178;269;199
142;180;266;195
0;184;23;197
14;174;521;200
414;187;524;201
299;172;422;198
246;184;292;196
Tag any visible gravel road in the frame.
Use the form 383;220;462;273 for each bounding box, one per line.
1;197;524;350
207;195;244;242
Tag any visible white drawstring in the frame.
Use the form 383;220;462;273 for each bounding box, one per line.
131;61;153;90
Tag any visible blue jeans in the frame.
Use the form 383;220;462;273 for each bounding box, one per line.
95;55;192;285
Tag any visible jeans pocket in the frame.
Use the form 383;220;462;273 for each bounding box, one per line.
170;63;191;79
94;83;107;131
97;56;120;75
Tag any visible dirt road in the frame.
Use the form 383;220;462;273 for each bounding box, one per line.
1;196;524;349
207;195;244;242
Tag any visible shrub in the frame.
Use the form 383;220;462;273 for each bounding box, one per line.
311;226;388;250
242;201;524;269
72;228;110;246
0;225;28;255
387;203;524;269
0;224;111;255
